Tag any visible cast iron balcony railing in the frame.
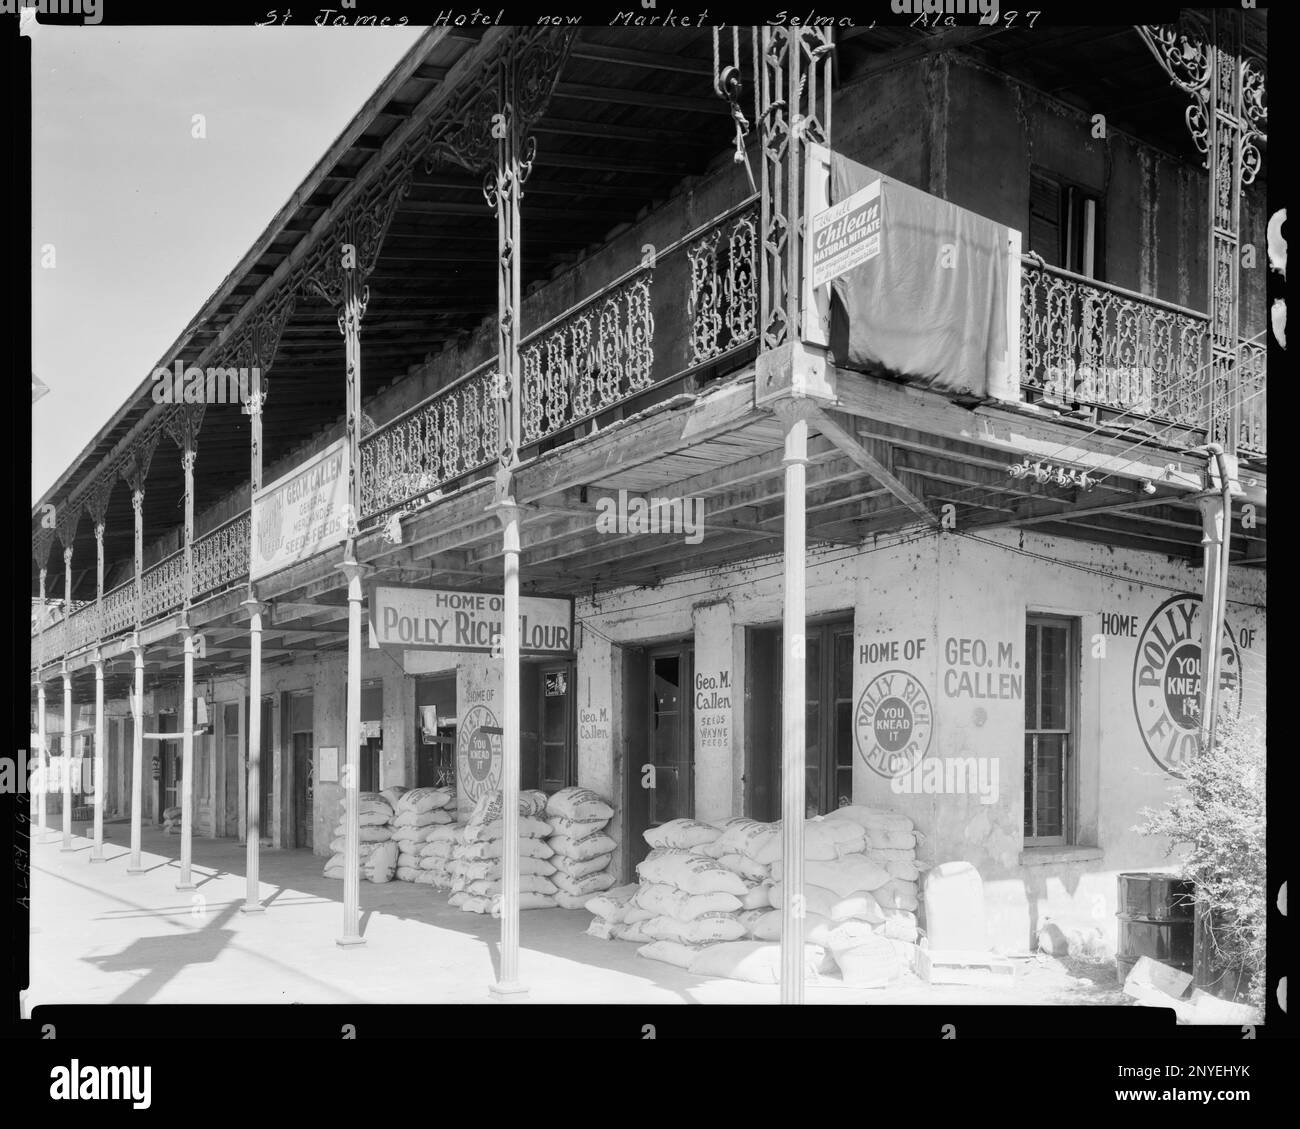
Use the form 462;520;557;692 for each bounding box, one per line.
102;579;136;639
141;550;185;623
193;510;251;599
360;197;760;520
1020;257;1267;456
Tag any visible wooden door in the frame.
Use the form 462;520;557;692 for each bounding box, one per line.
624;644;694;874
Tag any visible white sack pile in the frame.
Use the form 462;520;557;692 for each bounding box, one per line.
322;792;396;882
388;787;456;883
599;807;924;986
545;787;618;909
448;789;559;914
162;805;183;835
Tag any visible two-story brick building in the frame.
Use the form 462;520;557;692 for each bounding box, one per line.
32;16;1267;980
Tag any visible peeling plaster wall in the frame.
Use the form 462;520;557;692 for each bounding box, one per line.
571;530;1264;955
941;54;1267;338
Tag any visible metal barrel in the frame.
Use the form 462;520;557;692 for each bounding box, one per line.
1116;871;1195;984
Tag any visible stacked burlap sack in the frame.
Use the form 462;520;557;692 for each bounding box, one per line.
322;792;398;882
761;805;926;985
602;808;924;986
583;883;642;939
546;787;618;908
389;787;456;882
448;789;559;915
162;805;183;835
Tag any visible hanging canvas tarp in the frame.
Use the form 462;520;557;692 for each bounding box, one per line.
825;153;1012;400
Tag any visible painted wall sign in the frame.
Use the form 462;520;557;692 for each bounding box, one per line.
457;704;502;803
579;706;610;742
370;585;573;655
855;668;933;779
942;636;1023;700
695;670;732;750
810;177;882;289
250;439;350;581
1132;594;1242;777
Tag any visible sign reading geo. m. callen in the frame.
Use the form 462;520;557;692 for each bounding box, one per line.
250;439;350;581
1132;593;1242;778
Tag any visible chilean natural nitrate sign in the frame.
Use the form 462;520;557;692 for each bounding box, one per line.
369;585;573;655
810;176;882;290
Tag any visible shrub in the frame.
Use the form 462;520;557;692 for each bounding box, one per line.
1136;712;1266;1010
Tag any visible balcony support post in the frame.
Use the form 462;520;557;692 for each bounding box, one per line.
61;664;73;852
774;398;812;1006
90;655;105;863
36;679;48;842
126;637;146;874
242;379;267;914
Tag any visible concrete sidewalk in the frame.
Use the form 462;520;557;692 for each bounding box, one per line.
26;823;1126;1007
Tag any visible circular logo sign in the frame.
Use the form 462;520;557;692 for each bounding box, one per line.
855;669;933;779
457;704;502;801
1132;594;1242;777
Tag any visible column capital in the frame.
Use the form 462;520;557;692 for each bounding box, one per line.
335;555;375;584
771;396;818;428
240;594;269;618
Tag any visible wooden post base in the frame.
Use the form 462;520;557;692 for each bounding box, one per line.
489;980;530;1001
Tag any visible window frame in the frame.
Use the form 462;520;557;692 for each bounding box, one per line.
1028;168;1105;281
1024;614;1079;847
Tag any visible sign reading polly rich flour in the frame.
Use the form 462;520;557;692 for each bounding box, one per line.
1132;594;1242;777
250;439;350;581
369;586;573;655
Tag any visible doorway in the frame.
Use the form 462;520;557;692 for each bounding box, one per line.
222;703;240;837
360;681;382;792
745;618;854;821
286;691;313;850
415;675;457;788
157;712;178;822
521;661;575;795
624;643;694;875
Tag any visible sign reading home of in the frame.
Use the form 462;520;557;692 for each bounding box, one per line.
250;439;350;581
810;177;882;290
370;585;573;655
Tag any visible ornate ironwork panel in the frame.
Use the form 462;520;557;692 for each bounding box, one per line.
1237;340;1266;456
1137;13;1267;456
192;511;251;599
101;580;136;639
359;365;498;518
688;205;759;365
758;26;833;353
141;551;185;622
519;273;656;446
1021;260;1208;430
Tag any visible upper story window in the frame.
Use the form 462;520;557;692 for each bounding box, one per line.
1029;171;1103;281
